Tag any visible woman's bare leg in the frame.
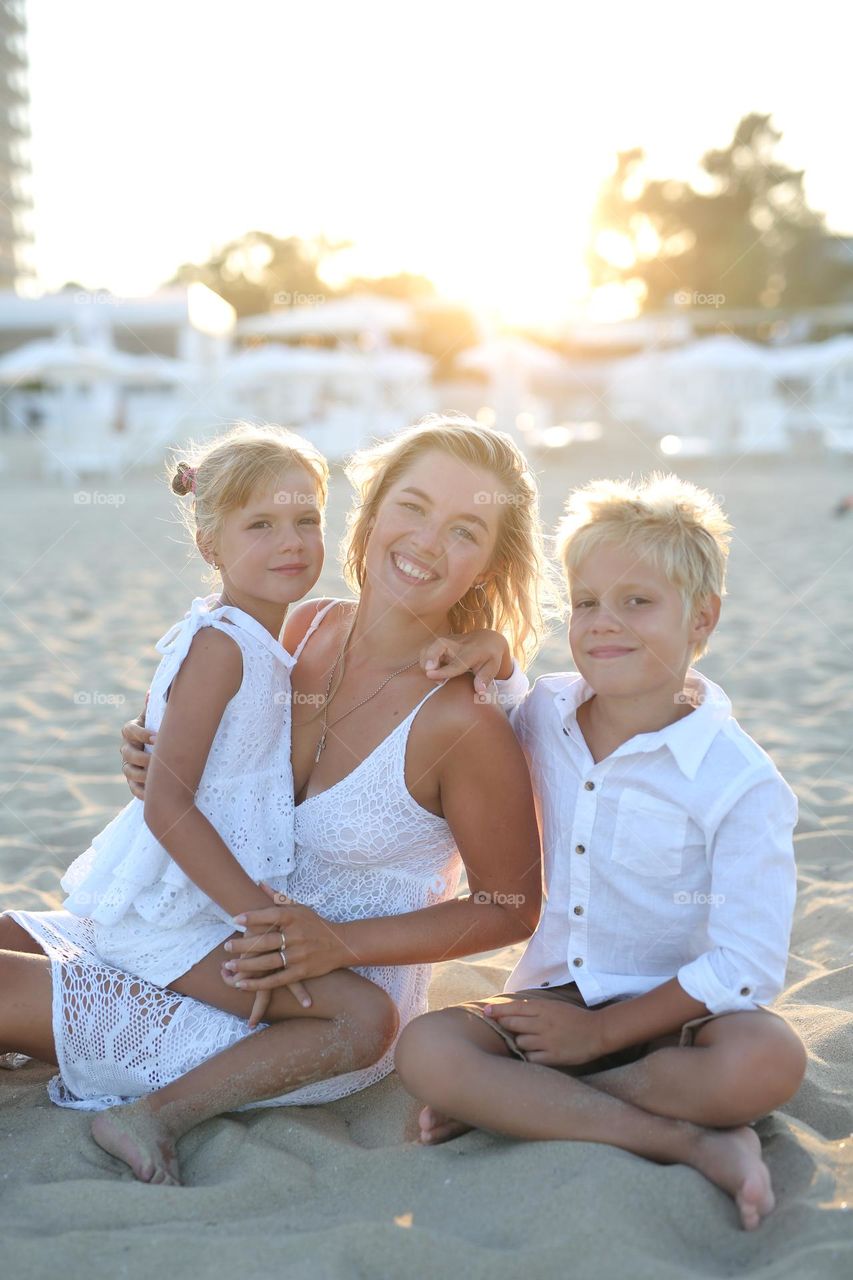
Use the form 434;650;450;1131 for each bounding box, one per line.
91;962;398;1186
395;1009;775;1231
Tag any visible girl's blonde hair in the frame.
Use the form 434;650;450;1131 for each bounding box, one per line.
554;472;731;659
343;413;562;667
170;421;329;572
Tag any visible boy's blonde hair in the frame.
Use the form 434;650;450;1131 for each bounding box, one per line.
343;413;562;668
554;472;731;660
170;421;329;574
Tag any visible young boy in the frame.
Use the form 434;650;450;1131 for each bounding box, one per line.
395;473;806;1232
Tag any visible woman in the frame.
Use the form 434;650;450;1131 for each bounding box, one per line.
0;415;559;1185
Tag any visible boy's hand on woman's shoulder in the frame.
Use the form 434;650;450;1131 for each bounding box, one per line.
485;996;609;1067
419;630;513;695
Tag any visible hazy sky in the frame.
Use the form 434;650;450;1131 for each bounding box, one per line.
25;0;852;325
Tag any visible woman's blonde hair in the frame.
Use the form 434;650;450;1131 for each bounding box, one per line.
169;421;329;574
343;413;562;667
554;472;731;659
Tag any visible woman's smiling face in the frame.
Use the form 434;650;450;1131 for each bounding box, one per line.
364;449;505;617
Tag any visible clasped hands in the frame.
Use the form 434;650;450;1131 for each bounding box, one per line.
224;882;351;1027
483;995;612;1067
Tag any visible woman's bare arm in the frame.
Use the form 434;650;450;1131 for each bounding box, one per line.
222;684;543;988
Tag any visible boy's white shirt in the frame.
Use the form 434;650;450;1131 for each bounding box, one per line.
493;666;798;1015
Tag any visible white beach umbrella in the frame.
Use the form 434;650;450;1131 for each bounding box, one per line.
456;336;568;378
0;340;142;384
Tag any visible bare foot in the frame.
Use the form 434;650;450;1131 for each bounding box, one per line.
689;1126;775;1230
418;1104;474;1145
91;1102;182;1186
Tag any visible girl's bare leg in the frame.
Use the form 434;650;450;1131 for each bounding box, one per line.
0;914;48;956
0;950;57;1064
91;962;398;1186
395;1009;775;1231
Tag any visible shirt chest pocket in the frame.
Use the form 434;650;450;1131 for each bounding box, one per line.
610;789;688;877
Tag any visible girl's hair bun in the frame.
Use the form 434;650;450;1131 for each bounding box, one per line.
171;461;197;496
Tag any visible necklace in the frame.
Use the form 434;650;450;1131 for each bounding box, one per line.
313;609;420;762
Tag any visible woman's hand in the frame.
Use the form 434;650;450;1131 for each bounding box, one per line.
221;885;350;993
121;711;155;800
419;631;513;695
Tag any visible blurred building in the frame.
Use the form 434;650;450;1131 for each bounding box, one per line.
0;0;32;291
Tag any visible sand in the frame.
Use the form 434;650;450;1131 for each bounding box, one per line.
1;435;852;1278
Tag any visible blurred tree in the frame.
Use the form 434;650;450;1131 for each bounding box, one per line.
164;231;350;317
588;113;853;310
343;271;436;301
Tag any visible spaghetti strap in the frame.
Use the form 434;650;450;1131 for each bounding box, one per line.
291;598;352;662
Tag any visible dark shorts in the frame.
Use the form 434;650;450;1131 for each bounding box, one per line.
456;981;721;1075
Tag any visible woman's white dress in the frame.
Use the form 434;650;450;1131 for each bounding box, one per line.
6;600;464;1109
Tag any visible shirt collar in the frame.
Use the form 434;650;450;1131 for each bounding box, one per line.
551;668;731;780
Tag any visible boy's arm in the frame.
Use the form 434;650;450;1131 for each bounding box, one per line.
601;773;798;1053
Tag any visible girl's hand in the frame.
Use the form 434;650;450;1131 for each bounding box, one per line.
248;988;272;1029
121;713;155;800
221;886;348;993
419;631;512;696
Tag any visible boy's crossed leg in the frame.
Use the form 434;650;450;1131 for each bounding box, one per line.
395;1006;790;1230
583;1008;806;1128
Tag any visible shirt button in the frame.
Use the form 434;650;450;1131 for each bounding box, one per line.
584;781;595;791
573;905;584;916
575;844;586;854
573;957;583;967
740;986;751;996
541;981;550;987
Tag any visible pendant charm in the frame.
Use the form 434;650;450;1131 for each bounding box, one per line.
314;731;327;763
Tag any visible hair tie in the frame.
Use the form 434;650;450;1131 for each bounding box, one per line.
172;462;197;495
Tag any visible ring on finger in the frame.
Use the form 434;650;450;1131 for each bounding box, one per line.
279;929;287;968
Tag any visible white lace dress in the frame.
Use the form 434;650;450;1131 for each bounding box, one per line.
5;600;463;1110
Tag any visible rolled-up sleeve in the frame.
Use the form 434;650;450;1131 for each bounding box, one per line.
677;773;798;1014
493;661;530;713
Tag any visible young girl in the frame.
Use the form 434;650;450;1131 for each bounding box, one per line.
2;422;399;1180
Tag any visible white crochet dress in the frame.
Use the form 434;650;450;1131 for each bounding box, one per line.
6;600;463;1110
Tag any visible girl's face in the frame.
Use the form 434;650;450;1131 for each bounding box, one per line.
210;466;325;614
363;449;504;622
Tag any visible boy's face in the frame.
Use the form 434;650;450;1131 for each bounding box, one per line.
568;542;718;698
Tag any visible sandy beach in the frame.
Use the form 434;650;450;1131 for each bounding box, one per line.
1;435;852;1278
